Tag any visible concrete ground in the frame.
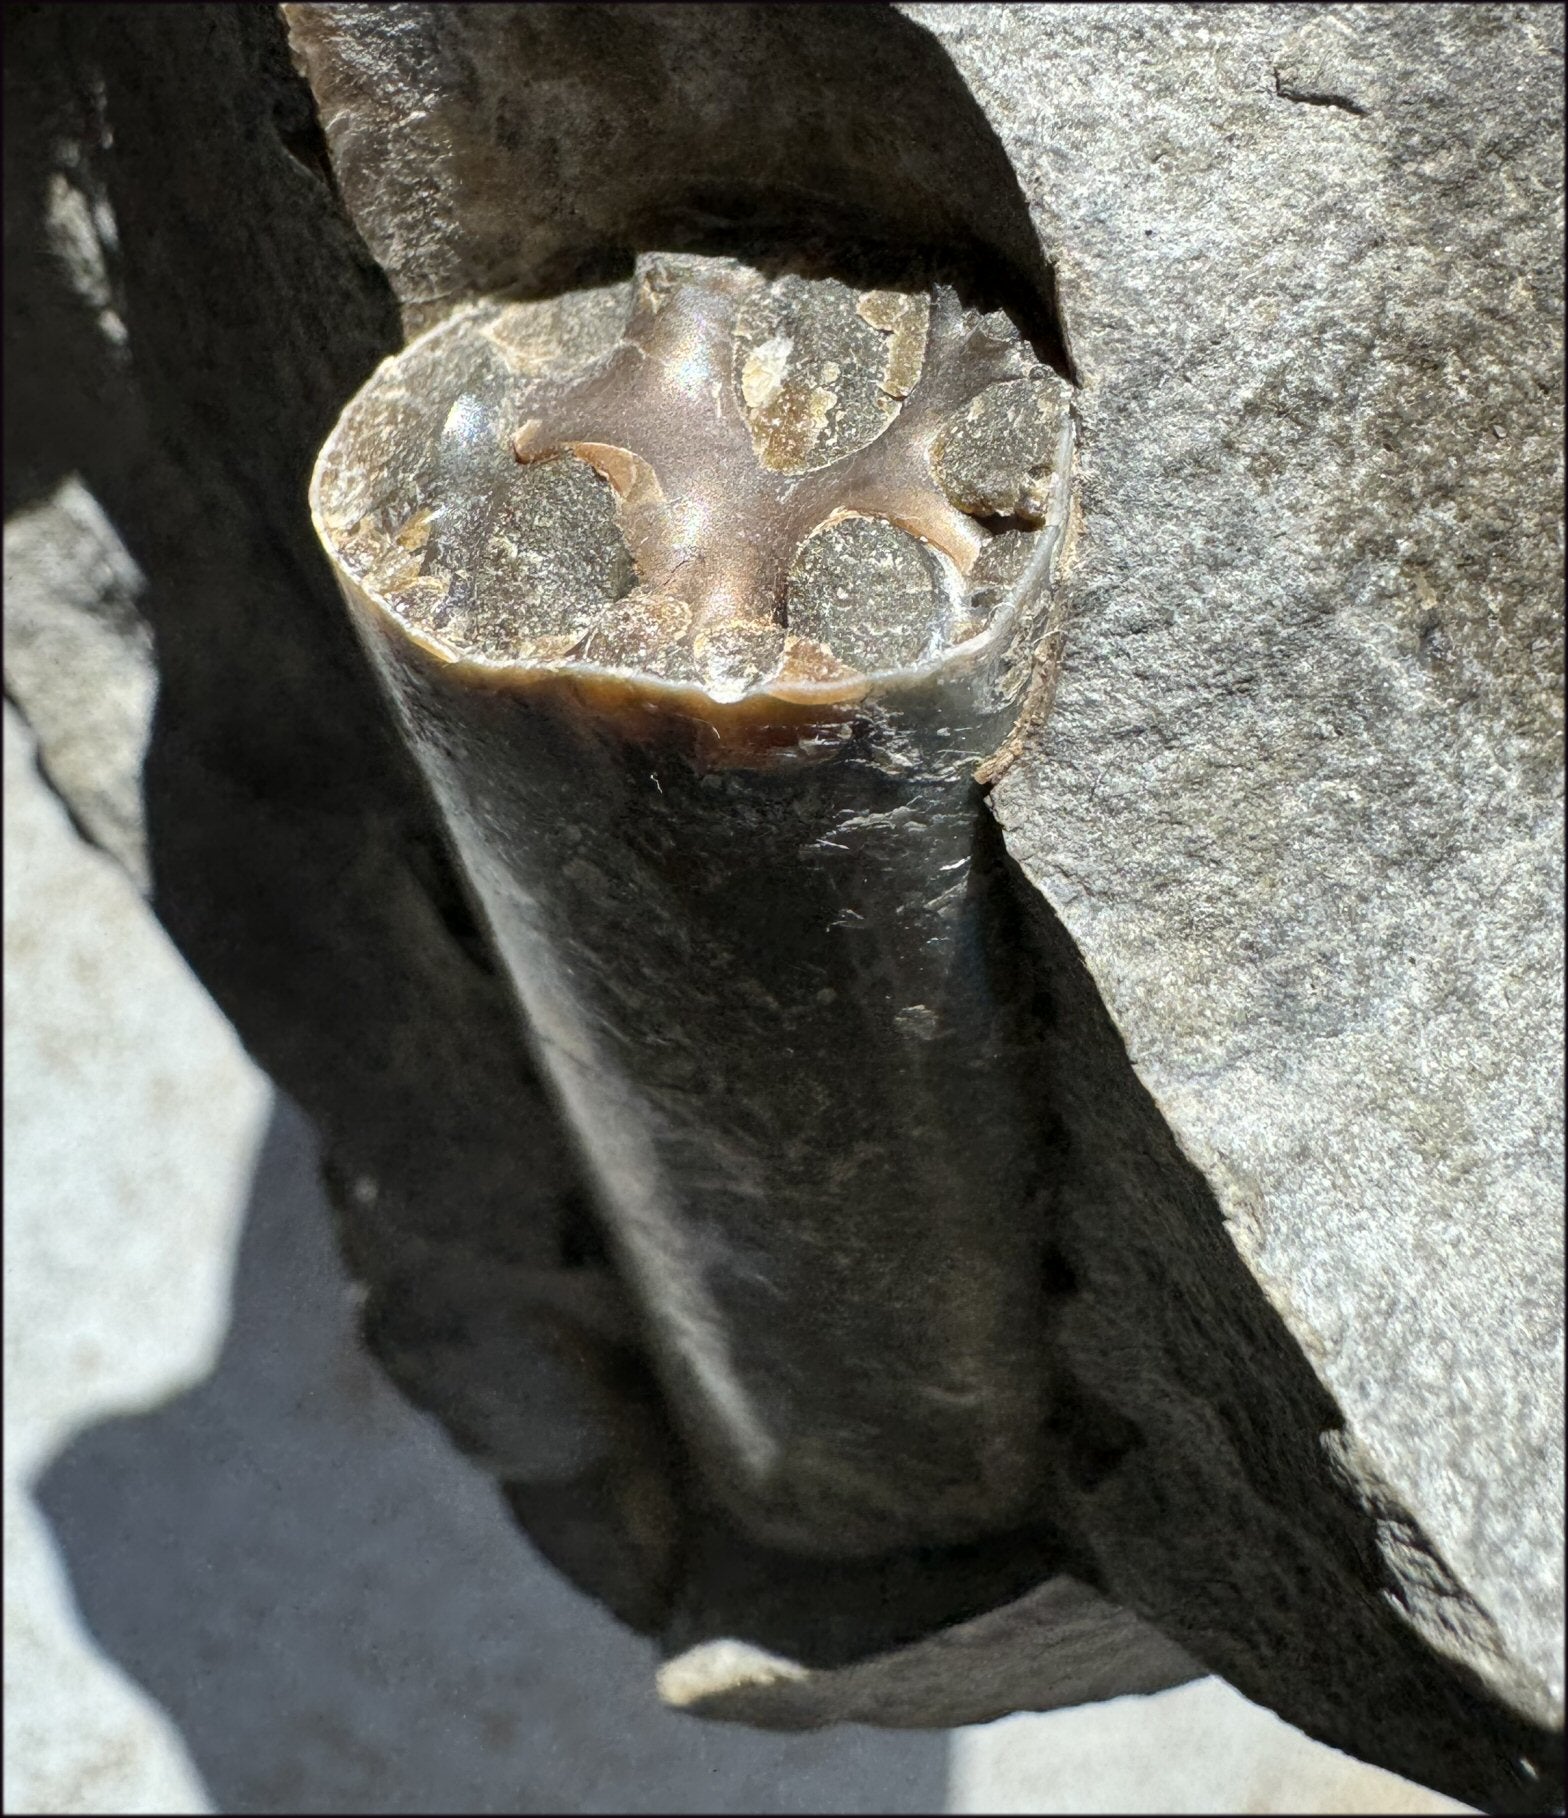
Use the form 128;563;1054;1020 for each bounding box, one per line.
3;699;1467;1815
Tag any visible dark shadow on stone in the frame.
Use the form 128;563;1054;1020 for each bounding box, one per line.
33;1096;951;1817
2;6;136;521
285;0;1071;374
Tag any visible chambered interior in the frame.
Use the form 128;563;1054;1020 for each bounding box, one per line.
313;252;1072;704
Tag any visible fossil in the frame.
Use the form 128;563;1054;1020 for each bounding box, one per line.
311;250;1075;1555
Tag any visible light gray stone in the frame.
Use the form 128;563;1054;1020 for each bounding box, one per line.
4;477;156;888
904;0;1563;1730
951;1680;1473;1816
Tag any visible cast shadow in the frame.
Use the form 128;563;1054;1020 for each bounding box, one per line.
34;1096;949;1816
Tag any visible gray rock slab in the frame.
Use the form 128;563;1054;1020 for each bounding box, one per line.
904;0;1563;1728
4;701;250;1817
4;476;156;887
951;1681;1472;1816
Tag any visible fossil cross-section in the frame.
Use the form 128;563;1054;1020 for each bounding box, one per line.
316;252;1071;707
312;251;1076;1556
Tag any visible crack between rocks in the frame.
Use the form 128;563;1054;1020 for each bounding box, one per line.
1273;70;1369;118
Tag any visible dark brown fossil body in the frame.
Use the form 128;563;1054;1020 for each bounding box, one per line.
312;251;1075;1555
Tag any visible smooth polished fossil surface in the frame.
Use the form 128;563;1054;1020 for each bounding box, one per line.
313;250;1072;708
310;254;1078;1558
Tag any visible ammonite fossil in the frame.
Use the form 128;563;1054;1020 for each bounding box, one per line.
311;250;1075;1557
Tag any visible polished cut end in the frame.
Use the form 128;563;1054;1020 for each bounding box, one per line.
312;251;1072;707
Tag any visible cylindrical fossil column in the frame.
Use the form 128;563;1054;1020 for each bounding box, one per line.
311;251;1075;1557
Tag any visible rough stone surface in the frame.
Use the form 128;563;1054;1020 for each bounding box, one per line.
4;699;261;1818
656;1577;1198;1733
280;2;1067;351
1;0;659;1637
5;4;1561;1813
4;477;156;887
903;0;1564;1729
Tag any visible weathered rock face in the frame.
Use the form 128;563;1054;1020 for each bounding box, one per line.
906;0;1565;1728
3;477;157;887
6;4;1561;1812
